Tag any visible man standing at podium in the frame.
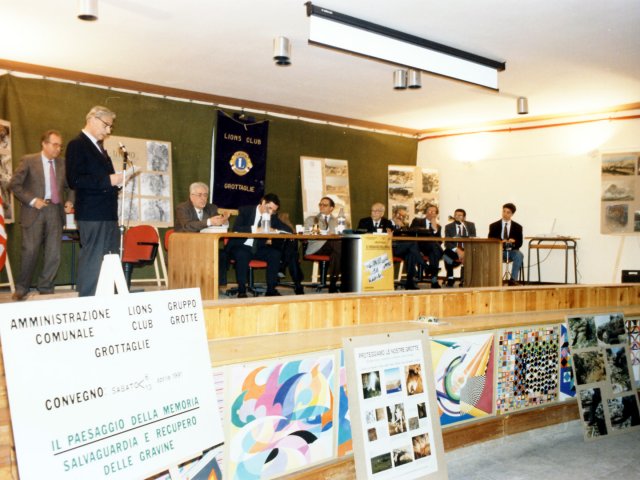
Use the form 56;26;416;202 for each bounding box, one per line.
488;202;523;286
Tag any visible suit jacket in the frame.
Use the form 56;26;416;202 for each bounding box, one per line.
10;152;72;227
65;131;118;221
304;213;339;255
488;219;523;250
227;204;289;250
444;221;476;249
357;216;393;233
174;200;221;232
409;217;442;238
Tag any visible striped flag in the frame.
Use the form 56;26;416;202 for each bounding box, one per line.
0;195;6;272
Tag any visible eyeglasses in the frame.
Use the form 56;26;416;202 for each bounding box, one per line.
371;209;384;213
318;202;331;207
46;141;63;148
190;192;208;198
95;116;114;130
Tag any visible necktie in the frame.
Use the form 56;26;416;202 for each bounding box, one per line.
457;224;461;236
49;160;60;204
197;209;203;221
374;221;379;229
503;222;509;240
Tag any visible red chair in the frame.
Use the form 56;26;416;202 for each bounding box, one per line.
121;225;160;288
303;253;330;291
224;238;268;296
164;228;175;255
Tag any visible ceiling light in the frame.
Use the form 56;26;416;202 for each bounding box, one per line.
306;2;505;89
517;97;529;115
393;69;407;90
273;36;291;66
407;69;421;89
77;0;98;21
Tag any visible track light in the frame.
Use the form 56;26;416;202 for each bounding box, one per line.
407;69;421;89
77;0;98;21
393;69;407;90
273;36;291;66
517;96;529;115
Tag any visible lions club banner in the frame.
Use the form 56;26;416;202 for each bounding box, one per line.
212;110;269;208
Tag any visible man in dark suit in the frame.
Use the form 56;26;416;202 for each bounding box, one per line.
443;208;476;287
358;203;425;290
226;193;289;298
410;204;443;288
66;106;123;296
9;130;74;300
488;202;524;286
175;181;230;286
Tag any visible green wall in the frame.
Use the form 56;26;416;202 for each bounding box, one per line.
0;74;417;286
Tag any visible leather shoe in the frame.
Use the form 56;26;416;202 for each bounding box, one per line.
39;290;54;295
405;281;420;290
11;291;28;301
294;285;305;295
508;279;519;286
445;278;455;288
430;281;441;289
265;290;281;297
237;292;248;298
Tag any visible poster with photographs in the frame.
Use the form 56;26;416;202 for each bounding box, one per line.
566;313;640;441
0;119;14;223
600;151;640;234
300;156;352;226
388;166;439;225
104;136;173;227
626;317;640;388
343;330;447;480
495;325;560;415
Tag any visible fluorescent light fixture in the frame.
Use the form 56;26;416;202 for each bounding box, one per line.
306;2;505;90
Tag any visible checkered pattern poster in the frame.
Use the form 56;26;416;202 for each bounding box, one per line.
495;326;560;415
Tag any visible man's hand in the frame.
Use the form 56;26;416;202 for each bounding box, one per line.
33;198;48;209
110;172;123;186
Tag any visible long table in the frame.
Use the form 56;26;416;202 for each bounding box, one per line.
168;232;502;300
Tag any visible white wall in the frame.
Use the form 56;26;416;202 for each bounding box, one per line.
417;115;640;285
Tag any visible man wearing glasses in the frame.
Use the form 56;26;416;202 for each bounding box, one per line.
175;182;230;287
9;130;74;300
304;196;344;293
66;105;123;296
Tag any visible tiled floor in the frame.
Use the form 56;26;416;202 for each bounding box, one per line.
446;420;640;480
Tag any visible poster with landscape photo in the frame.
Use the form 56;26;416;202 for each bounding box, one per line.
600;151;640;234
388;166;439;224
0;119;14;223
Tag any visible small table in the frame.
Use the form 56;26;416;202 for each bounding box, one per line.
526;237;578;284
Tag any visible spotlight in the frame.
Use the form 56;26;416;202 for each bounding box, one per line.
517;96;528;115
393;69;407;90
407;69;421;89
273;36;291;66
77;0;98;21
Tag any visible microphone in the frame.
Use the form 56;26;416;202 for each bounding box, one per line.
119;142;129;169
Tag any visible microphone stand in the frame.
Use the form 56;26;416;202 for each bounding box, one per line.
118;145;129;259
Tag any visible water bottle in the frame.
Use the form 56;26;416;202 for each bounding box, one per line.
262;213;271;232
336;208;346;234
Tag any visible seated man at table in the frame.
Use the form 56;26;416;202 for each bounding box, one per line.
304;196;343;293
410;204;443;289
175;181;230;285
227;193;289;298
358;203;425;290
443;208;476;287
488;202;524;286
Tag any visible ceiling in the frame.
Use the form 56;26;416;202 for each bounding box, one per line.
1;0;639;134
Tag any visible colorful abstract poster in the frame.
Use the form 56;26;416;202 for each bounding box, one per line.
337;350;353;457
430;332;495;426
567;313;640;441
343;330;447;480
496;326;560;415
226;353;336;479
626;317;640;388
559;324;576;400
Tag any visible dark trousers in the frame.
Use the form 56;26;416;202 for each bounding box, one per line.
16;205;63;295
418;242;443;276
230;244;282;293
443;248;463;278
392;241;425;282
77;220;120;296
315;239;342;279
277;239;303;285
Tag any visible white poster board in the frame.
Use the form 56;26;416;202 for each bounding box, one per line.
0;288;223;480
343;330;447;480
104;135;174;227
